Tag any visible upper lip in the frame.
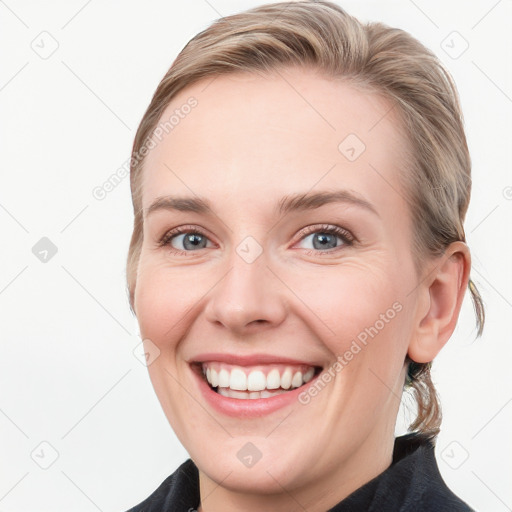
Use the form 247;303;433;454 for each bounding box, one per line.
189;352;323;367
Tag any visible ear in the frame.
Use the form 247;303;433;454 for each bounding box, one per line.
408;241;471;363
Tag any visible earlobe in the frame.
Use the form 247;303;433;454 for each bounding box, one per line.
408;242;471;364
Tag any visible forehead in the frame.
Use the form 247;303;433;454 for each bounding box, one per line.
141;67;410;216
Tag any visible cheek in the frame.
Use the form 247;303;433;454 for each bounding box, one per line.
134;260;205;348
291;262;411;384
297;264;402;338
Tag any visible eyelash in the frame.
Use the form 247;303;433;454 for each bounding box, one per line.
157;223;355;256
298;224;355;254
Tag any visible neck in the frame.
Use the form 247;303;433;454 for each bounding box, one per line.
197;426;396;512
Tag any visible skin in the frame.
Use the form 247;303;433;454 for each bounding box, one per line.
133;66;470;512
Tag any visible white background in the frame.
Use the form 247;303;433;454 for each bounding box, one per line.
1;1;511;510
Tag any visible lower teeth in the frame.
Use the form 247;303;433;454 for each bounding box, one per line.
216;387;289;399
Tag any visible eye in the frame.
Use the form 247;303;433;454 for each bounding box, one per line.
158;223;355;256
295;224;354;253
158;225;214;254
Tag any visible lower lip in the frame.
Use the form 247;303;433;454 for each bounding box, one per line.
192;365;318;418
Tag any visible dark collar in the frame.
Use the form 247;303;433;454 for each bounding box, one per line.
328;433;474;511
126;434;474;512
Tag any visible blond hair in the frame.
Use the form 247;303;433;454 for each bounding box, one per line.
126;0;484;436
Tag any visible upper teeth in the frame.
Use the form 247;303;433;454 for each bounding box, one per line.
202;363;315;391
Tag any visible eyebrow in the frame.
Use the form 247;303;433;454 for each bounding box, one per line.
144;189;379;218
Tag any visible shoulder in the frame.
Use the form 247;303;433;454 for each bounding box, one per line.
124;459;199;512
393;433;476;512
330;433;476;511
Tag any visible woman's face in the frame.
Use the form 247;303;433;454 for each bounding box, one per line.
134;67;423;503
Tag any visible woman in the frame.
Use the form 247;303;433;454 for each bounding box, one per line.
124;1;484;510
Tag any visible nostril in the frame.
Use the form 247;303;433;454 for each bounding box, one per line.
248;319;267;326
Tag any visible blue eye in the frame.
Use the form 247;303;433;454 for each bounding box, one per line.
296;225;354;252
159;223;354;256
171;232;209;251
159;227;213;253
300;232;341;250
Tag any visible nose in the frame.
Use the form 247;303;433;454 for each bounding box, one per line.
203;248;287;335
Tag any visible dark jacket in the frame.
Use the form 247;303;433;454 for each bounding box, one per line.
126;433;475;511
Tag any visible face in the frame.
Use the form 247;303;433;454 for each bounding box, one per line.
134;67;422;504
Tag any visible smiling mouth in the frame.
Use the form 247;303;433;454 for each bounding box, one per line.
194;362;323;399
